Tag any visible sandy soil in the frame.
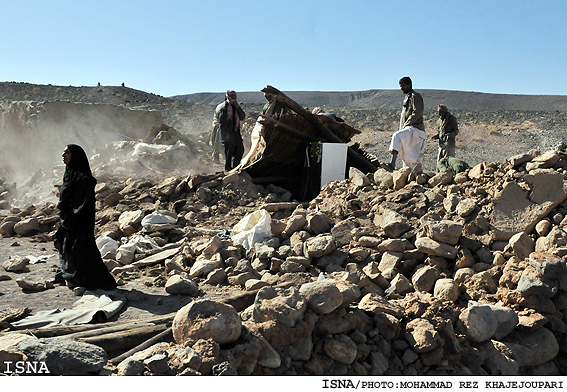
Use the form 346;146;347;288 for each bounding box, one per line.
0;235;243;326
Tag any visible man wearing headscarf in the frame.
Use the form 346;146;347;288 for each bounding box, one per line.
53;144;117;295
433;104;459;170
382;76;426;171
213;90;246;171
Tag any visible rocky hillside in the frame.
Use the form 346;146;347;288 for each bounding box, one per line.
174;89;567;111
1;82;567;376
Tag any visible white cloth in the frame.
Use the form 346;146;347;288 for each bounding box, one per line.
389;126;427;168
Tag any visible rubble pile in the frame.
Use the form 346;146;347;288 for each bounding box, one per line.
2;147;567;376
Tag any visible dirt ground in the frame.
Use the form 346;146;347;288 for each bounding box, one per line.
0;235;244;327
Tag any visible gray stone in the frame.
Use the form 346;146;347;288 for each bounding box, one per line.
117;358;145;376
306;211;334;235
170;346;202;371
528;252;567;278
415;236;458;259
517;271;558;298
421;219;463;245
334;280;362;306
254;243;276;260
331;219;357;247
377;209;411;238
456;198;477;217
377;238;414;252
165;275;199;296
18;337;107;375
503;327;559;366
458;304;498;342
487;304;519;340
393;167;412;190
443;194;461;213
357;236;381;248
189;253;223;278
203;268;227;285
349;167;370;187
279;260;307;273
492;173;567;236
404;318;440;353
358;293;404;318
0;220;16;237
13;217;39;236
2;256;30;272
428;170;453;187
287;336;313;361
369;351;389;375
251;286;306;327
509;232;535;261
299;279;343;314
378;251;403;272
373;168;394;189
385;273;413;295
315;313;350;335
245;279;270;291
412;265;439;292
479;341;519;375
323;334;357;364
304;235;336;258
283;214;307;237
433;278;460;302
144;353;170;374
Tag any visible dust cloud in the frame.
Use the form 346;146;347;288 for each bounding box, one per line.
0;100;181;207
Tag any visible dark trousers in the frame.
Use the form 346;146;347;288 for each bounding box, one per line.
224;141;244;171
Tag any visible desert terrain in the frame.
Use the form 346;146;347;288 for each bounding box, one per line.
1;82;567;376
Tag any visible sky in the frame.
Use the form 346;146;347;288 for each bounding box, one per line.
1;0;566;97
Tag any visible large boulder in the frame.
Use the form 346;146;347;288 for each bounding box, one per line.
251;286;306;327
17;337;107;375
299;279;343;314
172;300;242;345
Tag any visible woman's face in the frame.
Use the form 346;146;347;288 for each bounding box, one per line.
62;146;72;165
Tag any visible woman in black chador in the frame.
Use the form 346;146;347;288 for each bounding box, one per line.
53;144;117;294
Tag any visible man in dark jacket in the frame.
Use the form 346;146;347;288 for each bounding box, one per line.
432;104;459;170
213;90;246;171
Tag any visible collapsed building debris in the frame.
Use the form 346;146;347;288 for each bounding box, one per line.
238;86;377;200
1;143;567;376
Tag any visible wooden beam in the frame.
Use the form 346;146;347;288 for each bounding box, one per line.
109;327;173;365
258;115;321;141
261;86;377;173
78;324;169;353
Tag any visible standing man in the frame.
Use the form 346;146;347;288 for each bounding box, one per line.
382;76;426;171
433;104;459;171
214;90;246;171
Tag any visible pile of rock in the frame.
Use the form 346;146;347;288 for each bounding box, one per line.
2;147;567;376
0;177;14;210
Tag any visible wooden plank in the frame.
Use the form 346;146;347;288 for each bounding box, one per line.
0;312;176;338
261;86;377;173
109;327;173;365
78;324;169;353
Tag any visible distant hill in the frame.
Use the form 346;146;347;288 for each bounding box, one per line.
173;89;567;112
2;81;566;112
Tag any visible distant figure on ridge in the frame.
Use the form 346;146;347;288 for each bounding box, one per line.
433;104;459;172
262;91;290;115
381;76;426;171
213;90;246;171
312;107;344;122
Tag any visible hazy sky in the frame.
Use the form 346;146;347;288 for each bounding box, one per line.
2;0;566;97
